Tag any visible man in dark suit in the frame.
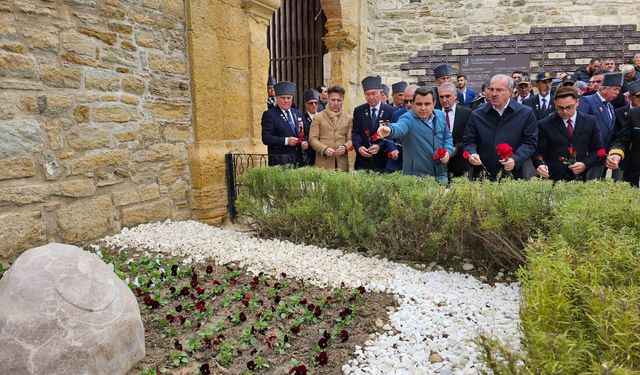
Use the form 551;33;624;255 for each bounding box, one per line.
514;78;534;104
578;72;624;151
456;74;476;108
438;82;471;178
301;89;320;166
261;81;307;166
352;75;396;172
607;100;640;186
266;75;277;109
523;71;555;120
533;86;603;181
463;74;538;180
432;64;464;110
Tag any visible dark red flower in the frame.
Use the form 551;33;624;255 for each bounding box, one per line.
143;294;151;304
245;293;254;300
206;265;213;274
290;325;301;334
463;150;470;159
230;278;238;285
195;301;206;312
325;296;332;303
239;312;247;322
171;264;178;276
558;156;565;161
364;130;370;136
212;279;221;285
339;307;353;318
297;137;303;144
181;287;190;296
174;339;182;351
318;337;328;348
348;145;354;152
247;361;256;371
166;314;175;323
135;287;143;296
340;329;350;342
323;331;331;340
314;306;322;317
274;295;281;304
150;300;160;309
387;151;394;158
274;282;282;289
190;279;198;288
597;148;607;158
280;272;287;278
357;286;366;294
241;300;249;308
315;351;329;366
300;131;305;137
372;133;379;141
200;363;210;375
536;154;543;161
169;286;176;293
496;143;513;160
179;315;186;325
175;304;183;312
196;287;205;295
289;365;308;375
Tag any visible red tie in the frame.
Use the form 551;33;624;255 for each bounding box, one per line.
445;109;451;130
567;119;574;138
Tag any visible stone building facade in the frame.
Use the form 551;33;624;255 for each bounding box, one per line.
2;0;639;261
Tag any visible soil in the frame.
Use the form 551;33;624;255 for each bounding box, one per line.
109;248;398;375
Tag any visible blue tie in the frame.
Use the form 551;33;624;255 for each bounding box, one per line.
603;101;613;128
285;110;296;134
371;107;377;128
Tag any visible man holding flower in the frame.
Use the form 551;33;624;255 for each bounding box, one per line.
463;74;538;180
377;87;453;184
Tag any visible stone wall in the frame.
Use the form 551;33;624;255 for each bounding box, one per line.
0;0;193;261
367;0;640;86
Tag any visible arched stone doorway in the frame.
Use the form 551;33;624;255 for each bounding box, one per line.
185;0;366;225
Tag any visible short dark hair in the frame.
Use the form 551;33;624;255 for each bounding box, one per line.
589;57;601;64
457;74;467;80
413;86;435;101
592;69;609;76
327;85;345;96
554;86;580;100
316;85;327;92
512;70;525;76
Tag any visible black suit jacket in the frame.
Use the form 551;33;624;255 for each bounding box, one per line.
523;94;556;121
302;112;316;166
352;102;395;171
448;105;472;177
533;112;603;181
434;87;465;110
610;106;640;184
261;106;304;166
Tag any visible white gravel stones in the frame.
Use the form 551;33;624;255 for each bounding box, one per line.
100;220;521;374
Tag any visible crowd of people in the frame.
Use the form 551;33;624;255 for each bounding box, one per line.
261;54;640;186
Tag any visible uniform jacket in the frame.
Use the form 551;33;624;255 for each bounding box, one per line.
261;106;304;166
389;109;453;183
463;100;538;179
577;93;616;149
610;107;640;185
523;94;556;121
352;102;396;171
309;110;352;171
533;112;603;181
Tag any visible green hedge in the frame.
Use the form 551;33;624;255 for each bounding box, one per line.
237;167;640;372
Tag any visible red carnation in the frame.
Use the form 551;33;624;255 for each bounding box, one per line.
315;351;329;366
597;148;606;158
372;133;379;141
496;143;513;160
558;156;565;161
297;137;303;144
536;154;543;160
348;145;354;152
462;150;469;160
433;147;447;160
387;151;393;158
364;130;370;136
299;131;305;137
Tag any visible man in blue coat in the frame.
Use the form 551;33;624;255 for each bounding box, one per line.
261;81;307;166
533;86;603;181
463;74;538;180
377;87;453;184
456;74;476;108
578;72;623;151
352;76;396;172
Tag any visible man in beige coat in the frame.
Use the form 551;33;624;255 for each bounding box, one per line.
309;85;353;171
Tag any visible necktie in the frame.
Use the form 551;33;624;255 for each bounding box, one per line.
607;102;615;127
371;107;377;128
285;110;296;134
541;98;547;112
567;118;574;138
602;101;613;128
445;109;451;130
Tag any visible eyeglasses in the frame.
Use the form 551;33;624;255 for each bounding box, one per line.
556;105;577;112
403;99;414;104
306;101;319;105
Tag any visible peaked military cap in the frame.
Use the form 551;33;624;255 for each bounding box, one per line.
628;80;640;95
602;72;623;87
267;75;277;87
361;76;382;91
303;89;320;103
535;71;553;82
391;81;408;94
562;74;577;83
274;81;296;96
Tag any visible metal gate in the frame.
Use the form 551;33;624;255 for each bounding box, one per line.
267;0;327;107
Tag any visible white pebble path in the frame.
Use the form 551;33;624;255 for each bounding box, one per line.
100;220;521;374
